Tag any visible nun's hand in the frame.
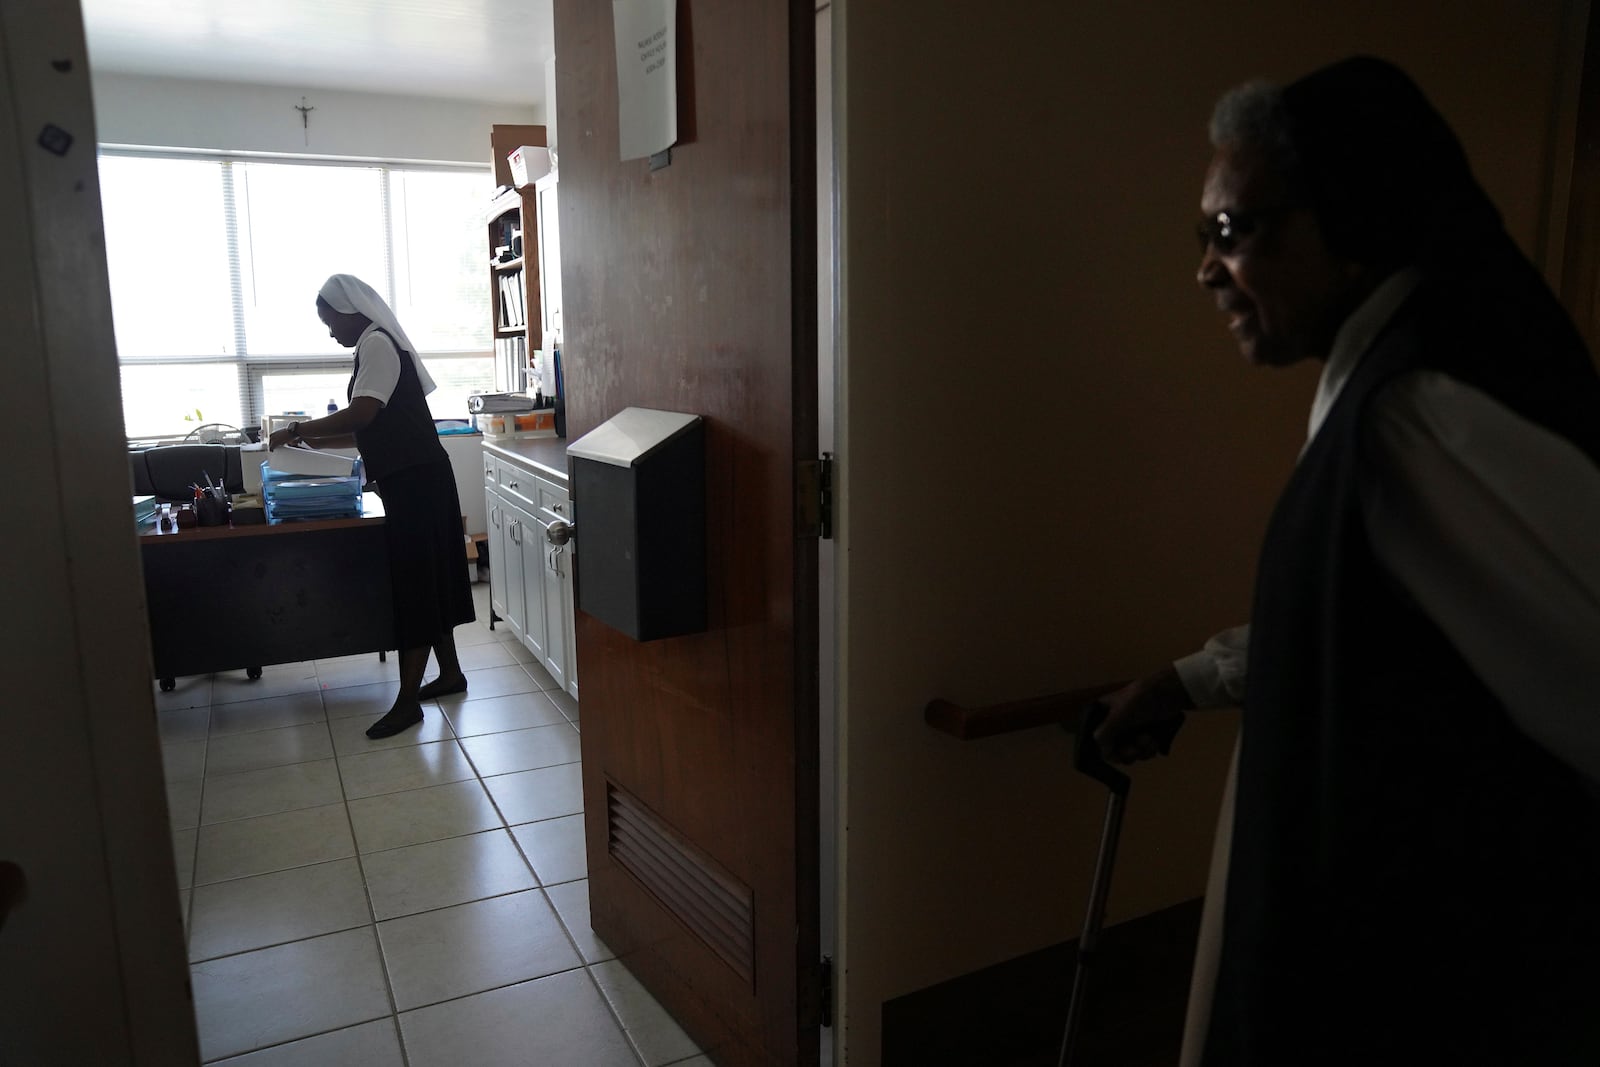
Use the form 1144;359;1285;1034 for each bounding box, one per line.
268;427;301;450
1094;666;1191;765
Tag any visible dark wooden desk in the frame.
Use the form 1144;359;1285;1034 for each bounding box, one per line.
140;494;394;688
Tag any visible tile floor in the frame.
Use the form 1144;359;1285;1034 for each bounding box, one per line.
157;583;708;1067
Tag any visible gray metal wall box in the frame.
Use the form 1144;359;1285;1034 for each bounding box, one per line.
567;407;706;641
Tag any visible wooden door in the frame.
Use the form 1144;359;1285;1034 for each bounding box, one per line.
552;2;820;1064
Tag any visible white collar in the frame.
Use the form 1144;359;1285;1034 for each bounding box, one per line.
1305;267;1423;445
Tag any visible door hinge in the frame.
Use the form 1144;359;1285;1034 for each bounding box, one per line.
819;955;834;1028
797;454;834;540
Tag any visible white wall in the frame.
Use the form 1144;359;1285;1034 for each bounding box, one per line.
834;2;1583;1064
90;71;540;163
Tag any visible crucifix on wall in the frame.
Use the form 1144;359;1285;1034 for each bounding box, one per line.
294;96;315;145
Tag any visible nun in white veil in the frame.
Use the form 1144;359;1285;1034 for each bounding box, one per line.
269;273;476;738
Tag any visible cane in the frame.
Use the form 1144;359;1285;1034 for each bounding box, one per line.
1057;700;1180;1067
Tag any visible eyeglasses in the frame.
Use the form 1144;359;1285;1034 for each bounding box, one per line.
1195;210;1265;255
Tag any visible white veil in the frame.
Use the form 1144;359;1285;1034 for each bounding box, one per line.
318;274;437;394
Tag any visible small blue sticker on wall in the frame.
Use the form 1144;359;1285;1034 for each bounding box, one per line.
38;125;73;156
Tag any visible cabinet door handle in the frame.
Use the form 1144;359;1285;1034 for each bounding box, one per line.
507;479;519;490
553;502;565;513
491;506;500;528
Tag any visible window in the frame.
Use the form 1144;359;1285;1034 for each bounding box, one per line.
100;151;494;440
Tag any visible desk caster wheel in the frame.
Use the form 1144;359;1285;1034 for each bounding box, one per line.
246;666;262;681
159;678;175;692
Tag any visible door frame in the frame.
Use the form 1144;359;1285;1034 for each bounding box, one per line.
0;2;198;1061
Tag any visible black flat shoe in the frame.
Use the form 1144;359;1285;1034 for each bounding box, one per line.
366;705;424;739
417;674;469;700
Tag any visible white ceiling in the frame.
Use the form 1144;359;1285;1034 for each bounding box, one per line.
78;0;553;106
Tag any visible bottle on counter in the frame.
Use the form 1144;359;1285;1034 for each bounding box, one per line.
327;399;338;415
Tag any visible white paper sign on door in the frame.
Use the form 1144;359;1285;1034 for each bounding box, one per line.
612;0;677;161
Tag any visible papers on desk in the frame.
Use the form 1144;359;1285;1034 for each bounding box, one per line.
265;445;357;477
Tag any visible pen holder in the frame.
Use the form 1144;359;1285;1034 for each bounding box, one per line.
196;495;230;527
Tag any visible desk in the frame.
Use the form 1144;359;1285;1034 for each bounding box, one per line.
140;494;394;689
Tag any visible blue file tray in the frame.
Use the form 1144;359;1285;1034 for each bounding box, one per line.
261;460;364;522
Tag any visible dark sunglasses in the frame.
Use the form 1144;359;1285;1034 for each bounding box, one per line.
1195;210;1265;255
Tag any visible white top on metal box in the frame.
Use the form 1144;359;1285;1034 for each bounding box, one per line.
567;407;700;468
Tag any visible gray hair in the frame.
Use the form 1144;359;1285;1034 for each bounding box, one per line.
1209;80;1300;188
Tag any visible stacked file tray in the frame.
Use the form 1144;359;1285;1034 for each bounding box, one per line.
261;461;364;522
133;495;159;527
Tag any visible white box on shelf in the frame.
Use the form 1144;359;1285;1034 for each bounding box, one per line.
508;146;551;189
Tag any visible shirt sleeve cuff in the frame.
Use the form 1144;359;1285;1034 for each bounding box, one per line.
1174;649;1231;709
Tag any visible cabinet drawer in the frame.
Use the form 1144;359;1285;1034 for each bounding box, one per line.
495;458;537;509
534;476;569;524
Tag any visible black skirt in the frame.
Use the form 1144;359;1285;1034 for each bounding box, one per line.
375;459;476;649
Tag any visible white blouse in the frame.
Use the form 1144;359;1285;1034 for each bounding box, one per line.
1174;270;1600;785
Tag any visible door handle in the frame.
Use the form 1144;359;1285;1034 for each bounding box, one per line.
546;519;574;547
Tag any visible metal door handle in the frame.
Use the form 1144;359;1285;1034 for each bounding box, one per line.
546;519;574;546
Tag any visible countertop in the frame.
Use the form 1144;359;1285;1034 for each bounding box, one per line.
481;435;570;485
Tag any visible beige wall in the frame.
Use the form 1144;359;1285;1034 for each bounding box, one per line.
833;2;1581;1062
91;71;539;163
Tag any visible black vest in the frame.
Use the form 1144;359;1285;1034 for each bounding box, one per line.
349;328;446;482
1206;258;1600;1065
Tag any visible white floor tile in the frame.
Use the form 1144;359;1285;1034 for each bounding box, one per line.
193;802;355;886
511;813;588;886
546;686;579;724
321;681;400;721
376;889;581;1011
543;879;615;965
207;691;326;738
482;763;584;825
200;759;343;825
207;1018;404;1066
167;778;203;831
336;739;475;800
191;927;391;1062
519;658;560;692
188;858;370;962
315;656;400;691
455;641;516;671
326;705;456;757
398;969;638;1067
441;691;566;738
161;739;207;784
362;829;535;921
591;959;704;1067
444;665;539;701
205;721;334;778
347;778;503;854
158;706;210;744
459;723;581;778
451;620;501;648
173;828;197;891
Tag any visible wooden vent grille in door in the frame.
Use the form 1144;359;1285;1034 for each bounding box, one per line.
606;780;755;984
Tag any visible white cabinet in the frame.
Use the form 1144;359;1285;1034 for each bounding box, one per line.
484;449;577;698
